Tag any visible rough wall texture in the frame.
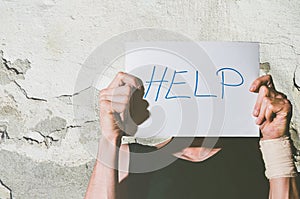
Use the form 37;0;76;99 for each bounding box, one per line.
0;0;299;198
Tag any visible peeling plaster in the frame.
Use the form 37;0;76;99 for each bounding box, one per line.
259;62;270;74
0;50;30;85
0;0;300;197
33;116;67;136
0;51;97;167
23;131;45;144
0;93;25;139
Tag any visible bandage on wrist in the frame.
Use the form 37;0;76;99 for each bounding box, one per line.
259;136;298;179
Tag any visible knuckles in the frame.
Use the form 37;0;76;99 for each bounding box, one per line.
99;88;107;96
263;97;292;117
267;103;274;110
123;85;131;94
98;85;132;114
284;99;292;112
263;96;270;104
122;95;130;104
117;71;125;80
275;92;287;99
99;100;112;112
253;74;272;85
260;85;269;95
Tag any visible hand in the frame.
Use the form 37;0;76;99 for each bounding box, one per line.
99;72;144;143
249;75;292;140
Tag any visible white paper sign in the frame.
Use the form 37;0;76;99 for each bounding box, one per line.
125;42;259;138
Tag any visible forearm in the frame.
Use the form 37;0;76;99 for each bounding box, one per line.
269;177;299;199
259;137;299;199
85;137;121;199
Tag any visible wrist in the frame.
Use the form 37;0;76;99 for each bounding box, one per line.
260;135;285;141
260;129;289;141
96;140;118;167
96;134;123;167
101;130;124;146
259;136;297;179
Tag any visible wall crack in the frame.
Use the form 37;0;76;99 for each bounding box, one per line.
293;66;300;91
0;179;12;199
13;80;47;102
0;125;10;144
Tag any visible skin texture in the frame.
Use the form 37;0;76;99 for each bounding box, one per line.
85;73;299;199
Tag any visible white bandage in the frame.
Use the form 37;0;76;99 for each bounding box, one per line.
259;136;298;179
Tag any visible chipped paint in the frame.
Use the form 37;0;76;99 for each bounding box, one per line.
0;0;299;198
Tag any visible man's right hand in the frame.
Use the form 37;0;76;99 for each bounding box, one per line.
99;72;143;142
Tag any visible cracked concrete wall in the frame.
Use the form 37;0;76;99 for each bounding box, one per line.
0;0;300;198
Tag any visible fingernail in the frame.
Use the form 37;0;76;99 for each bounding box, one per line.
255;118;260;124
250;85;256;91
253;109;258;116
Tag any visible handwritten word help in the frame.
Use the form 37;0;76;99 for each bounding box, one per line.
144;66;244;101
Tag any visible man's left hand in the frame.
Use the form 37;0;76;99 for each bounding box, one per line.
250;75;292;140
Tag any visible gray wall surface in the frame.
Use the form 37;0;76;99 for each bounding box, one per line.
0;0;299;198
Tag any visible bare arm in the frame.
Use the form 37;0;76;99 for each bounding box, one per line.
85;72;143;199
85;137;121;199
250;75;299;199
269;177;299;199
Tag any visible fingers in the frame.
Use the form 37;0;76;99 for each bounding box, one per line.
258;98;291;139
249;74;275;93
251;75;286;117
250;75;292;139
100;95;130;104
98;72;144;137
256;97;268;124
99;85;133;113
274;91;287;99
256;97;278;125
100;85;131;96
253;85;278;117
99;92;130;113
99;99;128;113
255;97;290;125
108;72;143;89
99;72;145;114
